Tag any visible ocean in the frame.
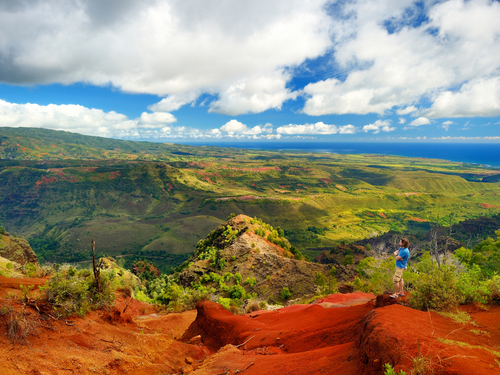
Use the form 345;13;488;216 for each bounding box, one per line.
178;142;500;168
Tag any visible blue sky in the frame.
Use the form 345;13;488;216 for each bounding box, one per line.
0;0;499;143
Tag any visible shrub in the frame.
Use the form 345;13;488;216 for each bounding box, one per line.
409;265;460;311
230;284;246;299
342;254;354;265
281;287;291;300
41;265;115;317
217;297;231;310
456;264;491;304
245;277;257;288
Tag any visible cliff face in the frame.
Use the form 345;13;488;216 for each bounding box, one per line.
179;215;330;303
0;232;38;265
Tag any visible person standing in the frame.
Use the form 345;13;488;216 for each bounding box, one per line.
390;238;410;298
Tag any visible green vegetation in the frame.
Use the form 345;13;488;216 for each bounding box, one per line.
2;127;500;269
353;230;500;311
41;262;123;317
281;287;292;300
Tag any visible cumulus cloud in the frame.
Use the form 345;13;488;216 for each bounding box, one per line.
219;119;266;137
0;99;138;138
276;122;357;135
0;0;332;115
302;0;500;117
209;71;298;115
423;77;500;118
362;120;396;134
399;118;406;124
138;112;177;127
408;117;431;127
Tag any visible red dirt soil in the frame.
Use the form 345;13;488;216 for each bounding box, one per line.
2;277;500;374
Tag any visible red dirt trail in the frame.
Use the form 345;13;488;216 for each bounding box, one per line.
1;279;500;374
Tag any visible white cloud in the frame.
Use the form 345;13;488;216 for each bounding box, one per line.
399;118;406;124
220;119;248;133
276;122;356;135
148;92;201;112
408;117;431;127
397;106;418;115
362;120;396;134
302;0;500;117
0;99;138;138
209;71;297;115
0;0;332;115
219;119;265;137
423;77;500;118
138;112;177;128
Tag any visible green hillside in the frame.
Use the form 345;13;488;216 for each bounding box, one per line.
1;127;500;269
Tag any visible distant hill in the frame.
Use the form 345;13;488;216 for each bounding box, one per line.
0;126;224;161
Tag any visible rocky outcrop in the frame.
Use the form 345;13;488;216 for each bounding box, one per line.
179;214;330;303
0;233;38;265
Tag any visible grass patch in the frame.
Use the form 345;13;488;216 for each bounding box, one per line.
437;338;500;358
435;310;478;326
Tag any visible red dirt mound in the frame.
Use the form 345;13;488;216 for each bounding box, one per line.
358;304;500;374
180;299;374;373
313;291;376;307
2;272;500;375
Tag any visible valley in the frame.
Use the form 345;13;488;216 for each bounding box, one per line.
1;127;500;269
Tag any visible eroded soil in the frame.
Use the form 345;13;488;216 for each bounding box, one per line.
1;278;500;374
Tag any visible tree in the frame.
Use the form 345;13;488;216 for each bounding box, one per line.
429;224;442;268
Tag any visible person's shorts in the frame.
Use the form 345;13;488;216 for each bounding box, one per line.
393;267;405;283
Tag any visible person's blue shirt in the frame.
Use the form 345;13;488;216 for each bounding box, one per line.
396;247;410;268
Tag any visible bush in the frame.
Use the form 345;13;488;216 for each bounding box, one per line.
217;297;231;310
41;265;115;317
456;264;491;305
281;287;291;300
245;277;257;288
230;284;246;299
409;265;460;311
342;254;354;265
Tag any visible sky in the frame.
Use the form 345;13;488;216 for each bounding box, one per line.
0;0;500;144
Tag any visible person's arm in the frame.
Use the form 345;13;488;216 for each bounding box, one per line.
394;247;403;260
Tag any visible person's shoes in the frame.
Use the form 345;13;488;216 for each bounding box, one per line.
389;294;399;298
399;293;405;297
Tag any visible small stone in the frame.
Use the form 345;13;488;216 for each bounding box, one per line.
182;365;194;374
185;357;193;364
188;335;202;345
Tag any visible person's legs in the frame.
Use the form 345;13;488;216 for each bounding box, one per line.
391;267;403;297
399;278;404;296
